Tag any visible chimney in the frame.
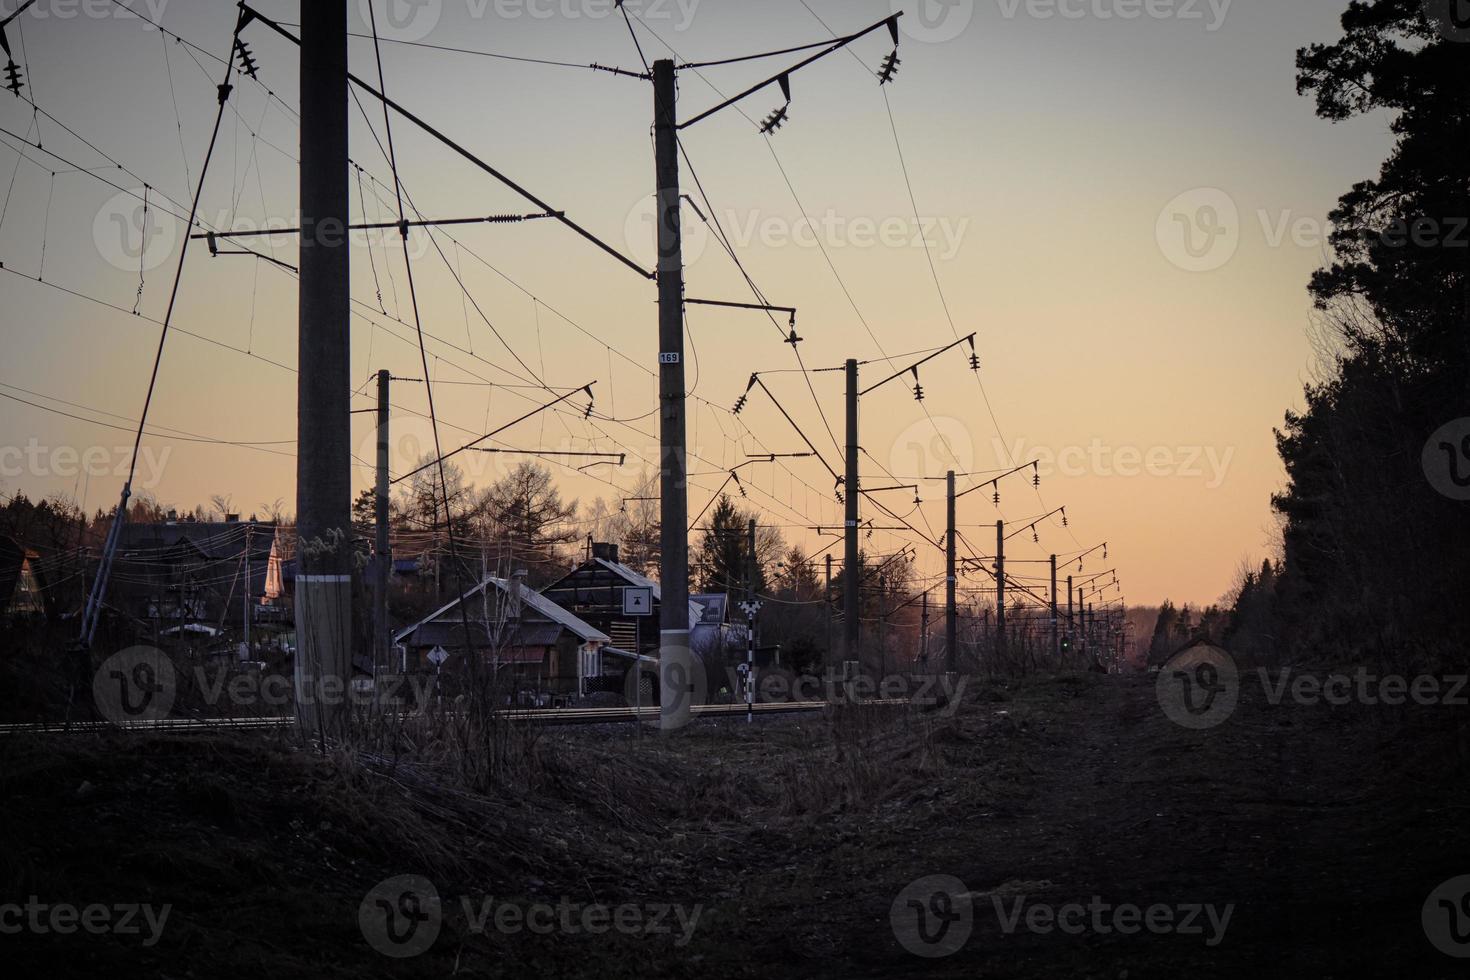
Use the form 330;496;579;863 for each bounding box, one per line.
509;569;528;621
591;541;619;563
166;509;178;524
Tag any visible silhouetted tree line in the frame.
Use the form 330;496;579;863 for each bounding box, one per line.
1237;2;1468;664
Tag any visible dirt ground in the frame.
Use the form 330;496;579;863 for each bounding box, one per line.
3;671;1468;978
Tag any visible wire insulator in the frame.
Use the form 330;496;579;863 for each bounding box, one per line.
878;50;901;85
4;60;24;97
969;352;980;371
759;103;790;135
235;40;259;78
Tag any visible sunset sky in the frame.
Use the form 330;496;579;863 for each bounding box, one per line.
0;0;1397;608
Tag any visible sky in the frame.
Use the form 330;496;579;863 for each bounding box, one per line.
0;0;1398;608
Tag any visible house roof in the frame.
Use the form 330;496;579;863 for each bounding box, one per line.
118;521;276;562
520;583;612;641
362;556;423;579
602;645;658;665
405;620;494;649
593;557;659;595
557;558;705;629
393;576;610;646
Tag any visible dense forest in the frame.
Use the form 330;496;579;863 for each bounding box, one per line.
1151;1;1469;669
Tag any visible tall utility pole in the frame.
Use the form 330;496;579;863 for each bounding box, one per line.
746;519;758;603
1077;585;1086;653
994;520;1006;655
843;358;860;672
1049;554;1058;661
745;518;757;724
375;369;391;675
878;573;888;678
243;523;252;658
653;59;692;731
824;552;833;666
920;590;929;667
296;0;352;737
1067;573;1074;653
945;469;957;674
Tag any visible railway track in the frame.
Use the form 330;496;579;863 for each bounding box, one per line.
0;698;871;736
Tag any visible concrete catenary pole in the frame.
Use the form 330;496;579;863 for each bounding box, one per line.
295;0;352;737
653;59;692;731
243;522;252;658
745;518;756;724
824;552;833;667
945;469;957;674
920;589;929;667
1049;553;1058;661
375;369;391;675
844;358;860;673
994;519;1006;655
1067;573;1074;653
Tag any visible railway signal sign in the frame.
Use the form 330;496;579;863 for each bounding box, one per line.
623;586;653;616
